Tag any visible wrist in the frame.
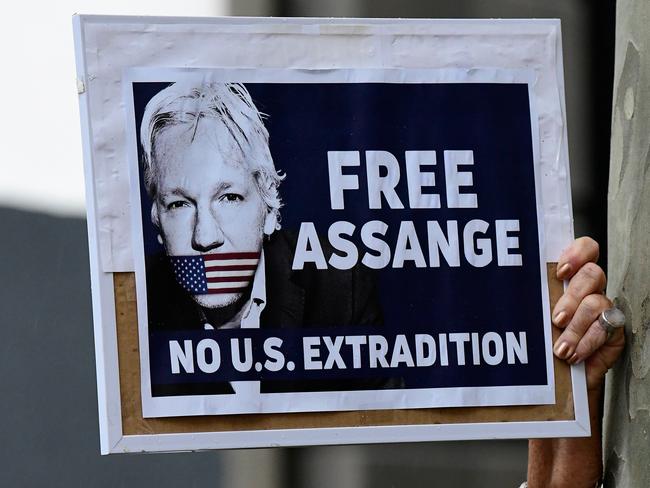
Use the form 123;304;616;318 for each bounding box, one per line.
527;387;604;488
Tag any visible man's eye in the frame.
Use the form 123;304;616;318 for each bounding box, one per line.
220;193;244;203
167;200;190;210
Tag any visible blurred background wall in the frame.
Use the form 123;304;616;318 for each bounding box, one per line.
0;1;614;486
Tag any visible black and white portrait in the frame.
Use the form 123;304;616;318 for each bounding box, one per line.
137;80;386;397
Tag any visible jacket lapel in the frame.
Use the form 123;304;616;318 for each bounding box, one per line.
261;232;305;328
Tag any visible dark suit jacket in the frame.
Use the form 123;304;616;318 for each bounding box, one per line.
146;231;395;395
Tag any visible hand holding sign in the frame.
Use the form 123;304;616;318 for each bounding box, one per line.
551;237;625;390
528;238;625;488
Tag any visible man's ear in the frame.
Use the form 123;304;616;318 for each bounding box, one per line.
263;209;278;236
151;203;160;228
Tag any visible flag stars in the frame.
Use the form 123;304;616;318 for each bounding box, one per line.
170;255;208;294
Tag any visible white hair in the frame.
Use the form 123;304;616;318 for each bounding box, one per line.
140;82;284;216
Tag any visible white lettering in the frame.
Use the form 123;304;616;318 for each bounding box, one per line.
368;335;389;368
393;221;427;268
506;332;528;364
196;339;221;373
448;333;470;366
463;219;492;267
482;332;504;366
169;340;194;374
415;334;437;366
496;219;523;266
323;336;346;369
405;150;440;208
230;338;253;372
263;337;285;372
390;334;415;367
328;151;360;210
328;221;358;270
427;220;461;267
345;335;367;369
361;220;391;269
438;333;449;366
444;150;478;208
292;222;327;270
303;337;322;370
366;150;405;209
471;332;481;365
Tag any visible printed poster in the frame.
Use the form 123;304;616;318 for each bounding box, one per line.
124;68;554;417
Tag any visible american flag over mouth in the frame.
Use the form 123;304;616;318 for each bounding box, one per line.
170;252;260;295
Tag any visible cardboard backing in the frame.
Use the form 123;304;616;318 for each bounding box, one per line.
114;263;571;436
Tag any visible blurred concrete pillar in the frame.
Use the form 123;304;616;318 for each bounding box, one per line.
294;446;367;488
229;0;276;17
603;0;650;486
231;0;363;17
285;0;363;17
220;449;283;488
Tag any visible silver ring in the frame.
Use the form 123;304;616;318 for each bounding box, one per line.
598;307;626;339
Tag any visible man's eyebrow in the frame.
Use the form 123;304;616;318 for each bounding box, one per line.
212;182;236;193
158;181;242;199
159;188;191;199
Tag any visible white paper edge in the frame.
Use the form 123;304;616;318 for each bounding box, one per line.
554;22;575;237
547;19;589;440
73;15;124;455
122;69;155;411
527;78;557;418
108;415;590;454
553;21;588;434
76;14;563;29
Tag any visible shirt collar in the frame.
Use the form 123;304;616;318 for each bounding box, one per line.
249;249;267;307
241;249;267;323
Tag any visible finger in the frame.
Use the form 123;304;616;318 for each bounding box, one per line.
567;318;607;364
557;237;599;280
584;327;625;390
554;293;611;360
552;262;607;327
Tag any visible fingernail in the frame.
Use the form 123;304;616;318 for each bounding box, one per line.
553;311;567;325
554;341;569;358
568;352;579;365
558;263;571;278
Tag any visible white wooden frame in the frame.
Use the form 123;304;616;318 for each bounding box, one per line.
73;14;589;455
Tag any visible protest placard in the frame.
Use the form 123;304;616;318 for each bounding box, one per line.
74;15;588;453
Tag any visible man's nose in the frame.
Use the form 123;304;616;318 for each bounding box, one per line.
191;207;225;252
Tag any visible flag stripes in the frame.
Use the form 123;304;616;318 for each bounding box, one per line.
170;252;260;295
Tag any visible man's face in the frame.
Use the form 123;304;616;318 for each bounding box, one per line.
152;119;269;309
